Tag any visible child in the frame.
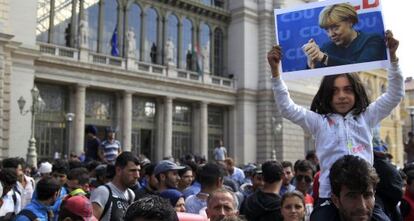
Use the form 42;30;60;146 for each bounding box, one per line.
268;30;403;219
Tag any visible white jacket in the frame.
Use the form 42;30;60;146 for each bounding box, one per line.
272;62;404;198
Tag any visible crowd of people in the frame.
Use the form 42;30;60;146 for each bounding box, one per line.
0;145;412;221
0;7;411;220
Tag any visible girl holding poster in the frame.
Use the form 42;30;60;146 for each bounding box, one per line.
268;30;402;220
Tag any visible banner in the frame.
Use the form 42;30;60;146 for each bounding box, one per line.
274;0;389;79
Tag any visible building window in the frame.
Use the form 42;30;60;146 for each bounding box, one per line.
202;0;212;6
182;18;193;70
173;103;192;159
52;0;73;46
200;22;211;73
103;0;119;55
126;3;142;58
167;13;179;66
35;83;68;161
145;8;158;63
85;90;116;127
36;0;51;43
85;0;100;51
132;97;156;159
208;106;225;159
214;28;224;76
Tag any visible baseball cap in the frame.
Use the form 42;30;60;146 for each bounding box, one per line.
62;195;97;221
154;160;185;176
38;162;52;174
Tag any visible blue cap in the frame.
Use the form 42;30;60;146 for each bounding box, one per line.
154;160;185;176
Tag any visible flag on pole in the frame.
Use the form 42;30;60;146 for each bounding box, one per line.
111;27;119;57
194;43;203;75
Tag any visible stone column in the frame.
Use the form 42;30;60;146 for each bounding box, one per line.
200;102;208;159
210;26;215;75
74;84;86;155
139;11;147;62
164;96;173;158
155;98;164;161
70;0;78;47
97;0;105;53
156;15;163;64
177;21;182;69
48;0;56;43
122;91;132;151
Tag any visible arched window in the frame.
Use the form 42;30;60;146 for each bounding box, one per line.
167;14;179;66
127;3;141;58
200;23;211;73
202;0;212;6
182;18;193;70
36;0;51;43
85;0;100;51
214;28;224;76
103;0;119;55
145;8;158;63
52;0;73;46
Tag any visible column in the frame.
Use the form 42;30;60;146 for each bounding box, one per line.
155;98;164;161
200;102;208;159
162;16;168;65
70;0;78;47
177;21;182;69
210;26;215;75
156;15;163;64
228;105;236;159
164;96;173;158
48;0;56;43
74;84;86;155
191;24;197;71
117;5;124;56
97;0;105;53
122;91;132;151
139;11;147;62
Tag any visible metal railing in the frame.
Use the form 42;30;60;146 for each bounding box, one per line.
37;42;234;88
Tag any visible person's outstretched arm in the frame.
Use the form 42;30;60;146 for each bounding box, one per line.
268;46;321;134
365;30;404;127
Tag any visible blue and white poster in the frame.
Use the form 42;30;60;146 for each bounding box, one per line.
274;0;389;79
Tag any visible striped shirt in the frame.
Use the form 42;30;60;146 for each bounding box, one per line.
101;139;121;164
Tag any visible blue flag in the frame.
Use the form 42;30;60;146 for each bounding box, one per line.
111;27;119;57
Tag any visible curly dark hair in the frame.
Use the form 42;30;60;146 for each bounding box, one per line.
124;195;178;221
311;73;369;116
330;155;379;197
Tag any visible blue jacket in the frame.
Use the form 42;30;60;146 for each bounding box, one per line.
14;199;51;221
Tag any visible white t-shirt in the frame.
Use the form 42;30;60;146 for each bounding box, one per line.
90;182;135;221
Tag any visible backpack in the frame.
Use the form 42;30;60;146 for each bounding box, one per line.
100;184;133;220
16;209;39;221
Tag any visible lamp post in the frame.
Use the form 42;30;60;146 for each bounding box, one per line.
17;85;45;168
65;113;75;158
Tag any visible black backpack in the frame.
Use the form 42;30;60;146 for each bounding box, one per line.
14;209;38;221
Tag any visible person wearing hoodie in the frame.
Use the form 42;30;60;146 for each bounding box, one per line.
243;160;284;221
373;146;403;221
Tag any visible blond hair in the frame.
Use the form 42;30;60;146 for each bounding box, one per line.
319;3;358;28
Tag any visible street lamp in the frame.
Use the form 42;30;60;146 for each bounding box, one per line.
17;85;45;168
65;113;75;158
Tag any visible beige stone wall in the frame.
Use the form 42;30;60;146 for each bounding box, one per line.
0;0;9;32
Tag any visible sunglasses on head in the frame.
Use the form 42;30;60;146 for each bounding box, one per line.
296;175;313;183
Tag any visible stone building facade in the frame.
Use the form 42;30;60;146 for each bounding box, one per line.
0;0;405;166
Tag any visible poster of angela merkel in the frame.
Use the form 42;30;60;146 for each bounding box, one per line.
274;0;389;79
